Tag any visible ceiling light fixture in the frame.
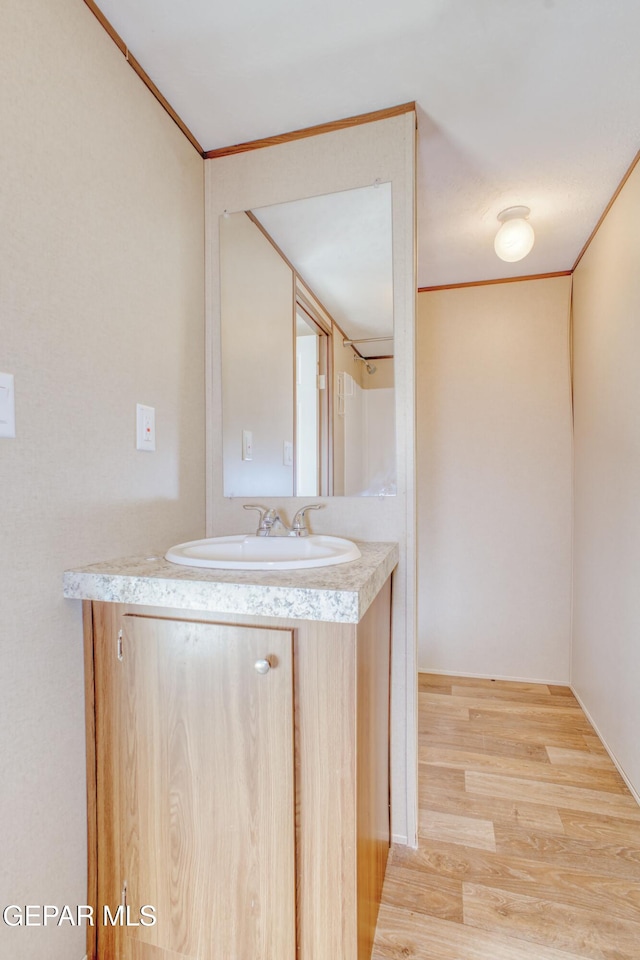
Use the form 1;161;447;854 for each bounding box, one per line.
494;205;535;262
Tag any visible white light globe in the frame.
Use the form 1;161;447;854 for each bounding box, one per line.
494;217;535;262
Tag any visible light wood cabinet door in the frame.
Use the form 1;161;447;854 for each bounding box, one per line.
103;615;295;960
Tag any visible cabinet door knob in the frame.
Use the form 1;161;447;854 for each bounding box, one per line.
254;658;271;675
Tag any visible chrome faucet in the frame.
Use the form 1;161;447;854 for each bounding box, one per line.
290;504;324;537
243;503;324;537
243;505;287;536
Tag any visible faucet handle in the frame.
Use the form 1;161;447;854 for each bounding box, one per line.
243;504;271;535
243;503;268;519
291;504;324;537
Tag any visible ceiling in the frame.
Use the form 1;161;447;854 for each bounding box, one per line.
95;0;640;287
252;184;394;357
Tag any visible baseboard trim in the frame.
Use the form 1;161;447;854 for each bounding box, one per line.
419;667;570;687
392;831;412;847
570;687;640;807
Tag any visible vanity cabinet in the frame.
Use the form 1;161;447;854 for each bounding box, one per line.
83;577;392;960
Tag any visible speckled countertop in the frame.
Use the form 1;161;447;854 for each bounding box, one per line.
63;540;398;623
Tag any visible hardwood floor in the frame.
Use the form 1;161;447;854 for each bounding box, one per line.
372;674;640;960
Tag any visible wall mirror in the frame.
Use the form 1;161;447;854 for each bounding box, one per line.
220;183;395;498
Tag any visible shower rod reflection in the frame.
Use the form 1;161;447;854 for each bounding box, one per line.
342;336;392;346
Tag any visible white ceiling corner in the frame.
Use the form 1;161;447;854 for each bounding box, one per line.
96;0;640;287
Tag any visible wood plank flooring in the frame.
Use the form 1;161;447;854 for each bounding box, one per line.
372;673;640;960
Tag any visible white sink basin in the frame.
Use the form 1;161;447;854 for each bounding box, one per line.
165;534;361;570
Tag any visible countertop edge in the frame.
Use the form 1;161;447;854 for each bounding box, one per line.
63;541;399;624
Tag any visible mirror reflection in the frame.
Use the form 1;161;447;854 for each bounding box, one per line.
220;183;395;497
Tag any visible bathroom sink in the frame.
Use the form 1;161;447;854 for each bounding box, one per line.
165;534;361;570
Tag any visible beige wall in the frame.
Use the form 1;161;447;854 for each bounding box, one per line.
205;113;417;844
0;2;205;957
362;357;394;390
572;160;640;800
417;277;573;681
220;212;294;496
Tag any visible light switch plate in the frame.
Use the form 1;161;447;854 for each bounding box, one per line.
136;403;156;451
242;429;253;461
0;372;16;439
